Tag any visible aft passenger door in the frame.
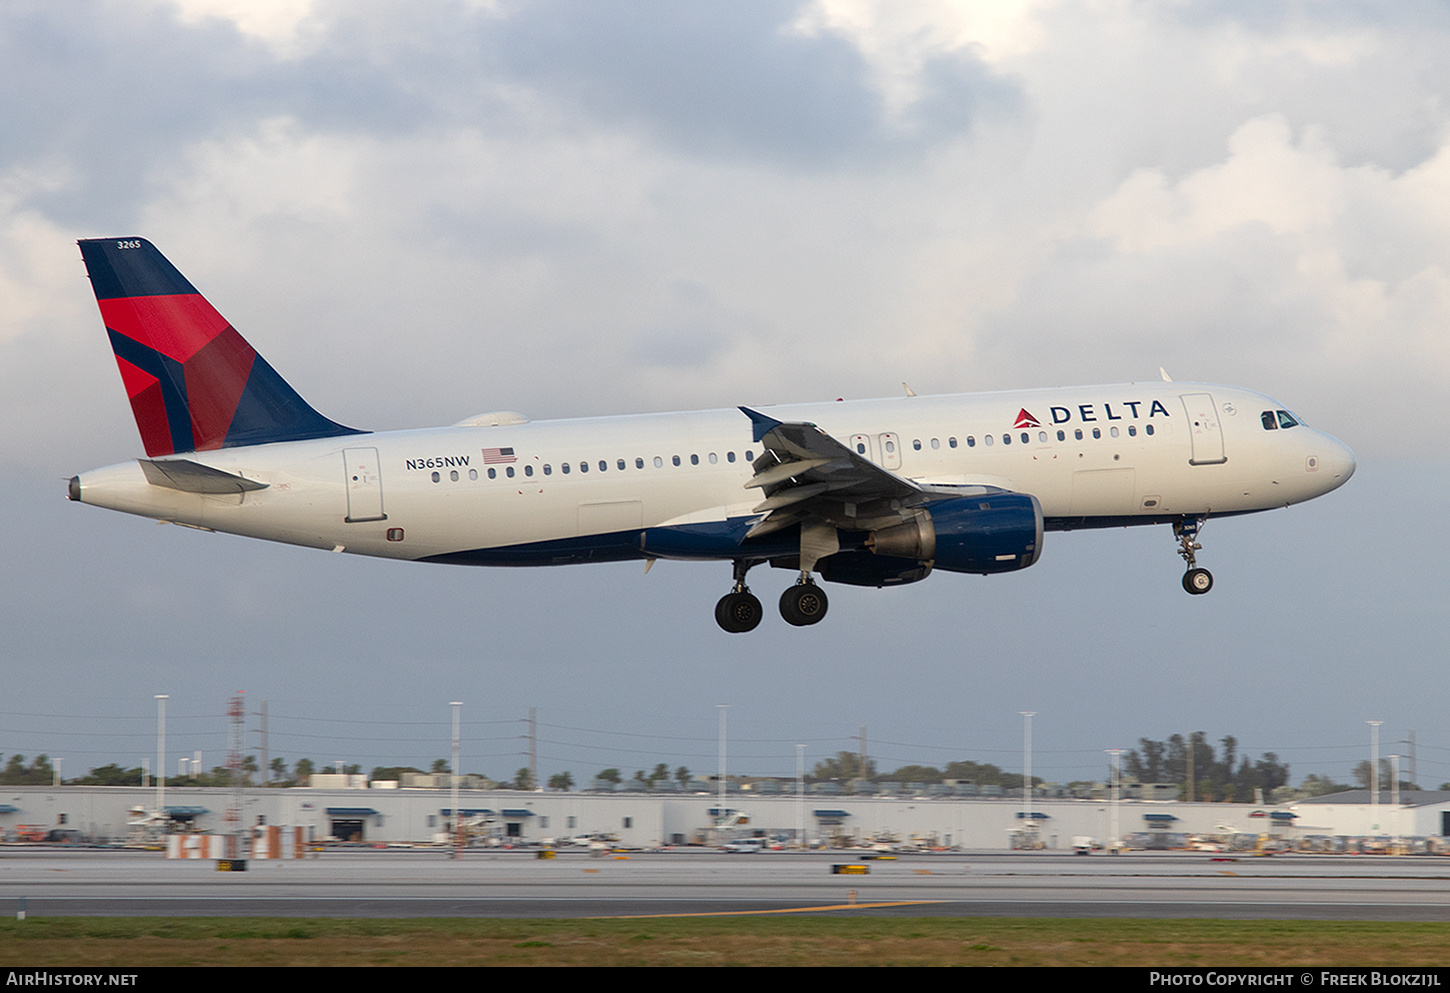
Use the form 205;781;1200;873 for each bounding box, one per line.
1180;394;1227;466
343;447;387;522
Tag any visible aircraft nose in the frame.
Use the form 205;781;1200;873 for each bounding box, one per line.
1316;434;1356;488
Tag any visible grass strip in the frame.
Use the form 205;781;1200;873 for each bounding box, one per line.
1;916;1447;967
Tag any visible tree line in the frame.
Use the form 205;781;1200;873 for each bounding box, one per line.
0;743;1432;796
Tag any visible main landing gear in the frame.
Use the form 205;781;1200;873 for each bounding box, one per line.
1173;517;1213;595
780;575;828;627
715;560;763;633
715;562;829;632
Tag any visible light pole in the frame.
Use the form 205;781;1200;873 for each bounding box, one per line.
451;701;462;859
796;743;805;850
1020;711;1036;848
1390;754;1401;846
1368;720;1383;835
155;694;169;832
1107;748;1122;854
716;705;728;842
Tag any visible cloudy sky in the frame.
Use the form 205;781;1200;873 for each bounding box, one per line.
2;0;1446;791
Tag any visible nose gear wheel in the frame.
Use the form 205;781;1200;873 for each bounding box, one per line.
1173;518;1213;595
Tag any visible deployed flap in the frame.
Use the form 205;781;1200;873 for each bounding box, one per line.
738;407;924;537
139;459;269;494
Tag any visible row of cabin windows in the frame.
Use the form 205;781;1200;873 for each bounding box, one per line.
910;424;1156;451
430;451;756;483
430;422;1165;483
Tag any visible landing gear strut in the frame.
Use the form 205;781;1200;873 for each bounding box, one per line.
1173;518;1213;595
780;575;829;626
715;559;763;633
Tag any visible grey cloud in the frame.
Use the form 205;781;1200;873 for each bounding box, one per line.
479;0;1012;167
0;1;1013;230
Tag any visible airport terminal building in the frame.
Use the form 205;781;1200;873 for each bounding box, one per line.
3;783;1449;851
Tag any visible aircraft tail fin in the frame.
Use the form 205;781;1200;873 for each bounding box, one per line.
78;238;363;457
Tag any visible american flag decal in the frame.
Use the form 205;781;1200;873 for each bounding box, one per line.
481;447;517;464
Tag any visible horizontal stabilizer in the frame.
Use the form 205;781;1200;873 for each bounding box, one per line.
139;459;269;494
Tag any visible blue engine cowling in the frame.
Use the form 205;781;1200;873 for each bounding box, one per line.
862;493;1042;576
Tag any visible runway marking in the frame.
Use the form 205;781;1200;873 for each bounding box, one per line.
589;901;945;919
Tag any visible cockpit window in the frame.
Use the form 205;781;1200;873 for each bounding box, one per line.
1261;411;1278;430
1276;410;1300;429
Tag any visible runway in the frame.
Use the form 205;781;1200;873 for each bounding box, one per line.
2;848;1448;920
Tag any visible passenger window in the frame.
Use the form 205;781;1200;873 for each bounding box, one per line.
931;438;940;450
579;462;587;473
654;456;663;468
1092;428;1101;439
488;467;497;479
431;471;440;483
469;469;478;480
856;443;866;454
599;461;607;472
561;463;570;474
543;465;551;476
618;459;626;470
1056;430;1065;441
967;436;975;447
709;453;718;464
449;470;458;482
913;439;922;451
1127;426;1136;437
984;435;993;447
1021;432;1029;444
1262;411;1278;430
1146;424;1155;436
948;437;957;448
506;466;515;477
691;454;699;465
672;456;681;466
1110;426;1119;438
1037;431;1047;443
1075;429;1083;440
746;451;754;461
1002;434;1011;445
727;452;736;463
525;465;534;476
635;457;644;469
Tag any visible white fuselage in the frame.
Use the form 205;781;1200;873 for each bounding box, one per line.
71;382;1356;568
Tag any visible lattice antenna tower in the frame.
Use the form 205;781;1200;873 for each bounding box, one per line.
226;691;246;859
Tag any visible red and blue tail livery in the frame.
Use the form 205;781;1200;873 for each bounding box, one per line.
78;238;361;457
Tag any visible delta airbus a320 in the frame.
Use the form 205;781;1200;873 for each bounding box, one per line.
68;238;1356;632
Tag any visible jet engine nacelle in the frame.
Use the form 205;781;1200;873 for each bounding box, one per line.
865;493;1043;575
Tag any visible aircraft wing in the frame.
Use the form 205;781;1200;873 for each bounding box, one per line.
738;407;1004;538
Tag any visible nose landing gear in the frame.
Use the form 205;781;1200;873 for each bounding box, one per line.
1174;518;1213;595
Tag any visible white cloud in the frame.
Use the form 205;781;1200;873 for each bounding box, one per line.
161;0;325;58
